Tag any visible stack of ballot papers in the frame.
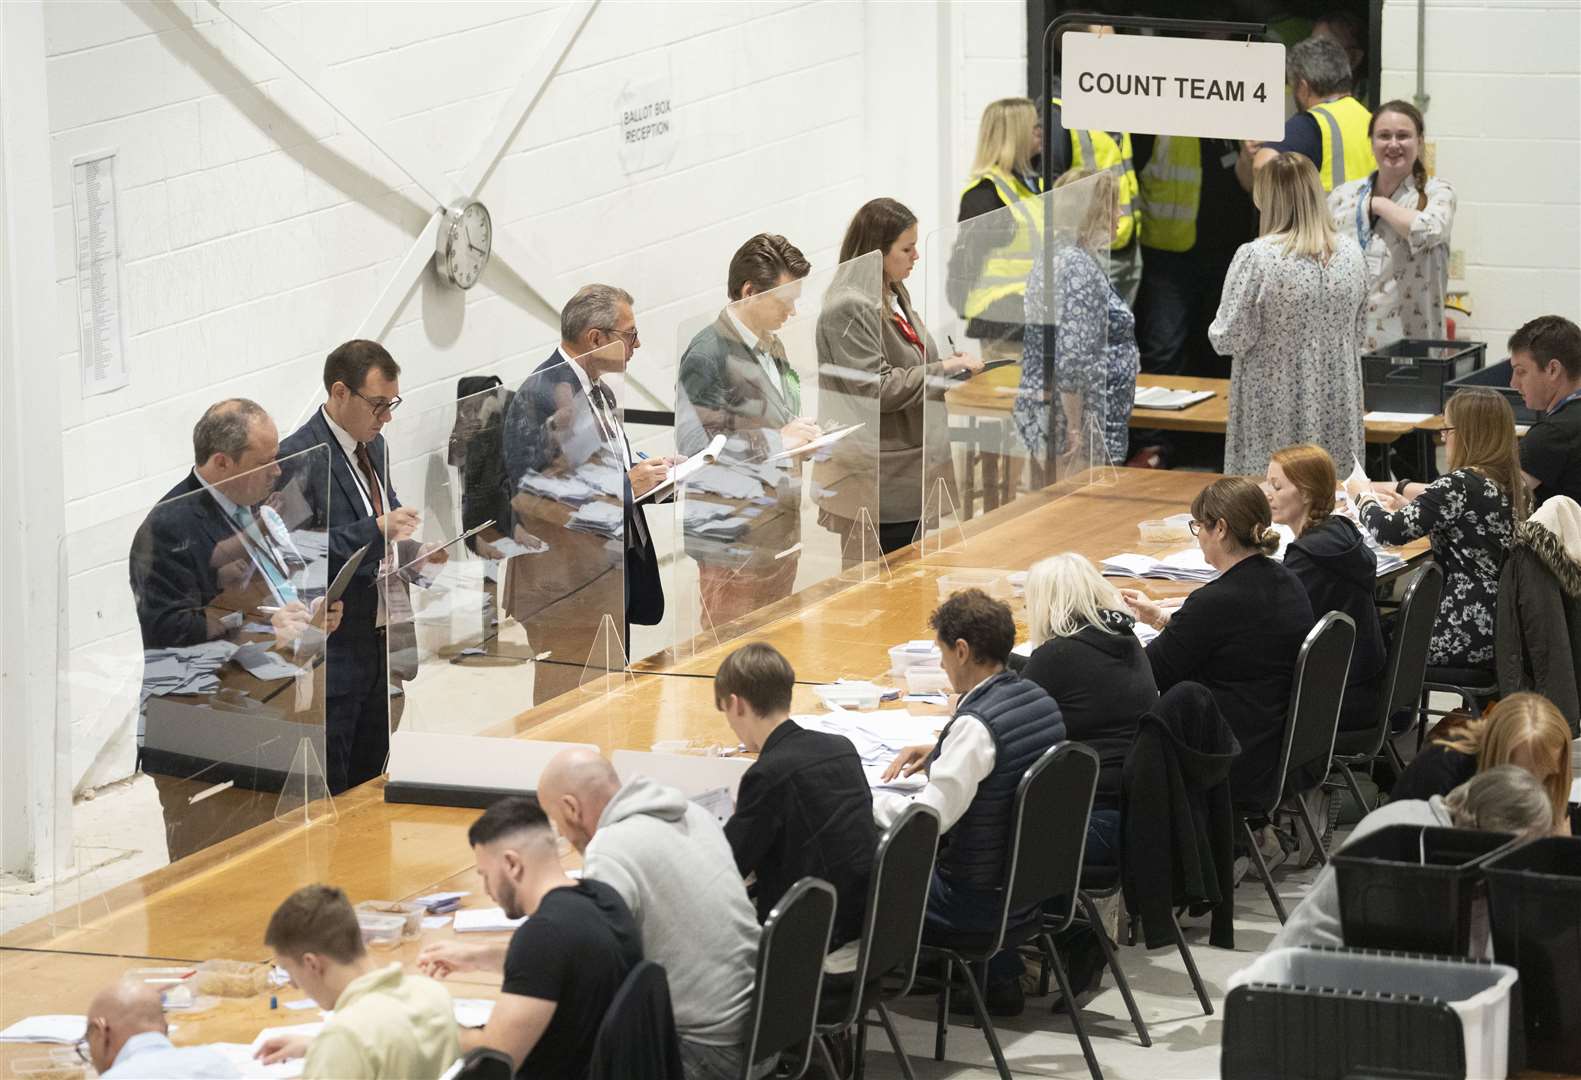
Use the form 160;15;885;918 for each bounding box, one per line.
518;472;599;505
796;710;945;790
140;640;239;701
0;1015;86;1044
413;891;467;913
1133;385;1214;410
1101;548;1218;582
683;464;769;501
566;500;623;538
683;500;752;541
453;907;527;933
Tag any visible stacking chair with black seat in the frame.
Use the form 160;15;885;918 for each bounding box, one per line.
813;803;940;1080
589;960;684;1080
441;1048;514;1080
920;741;1105;1080
1237;611;1356;923
738;876;838;1080
1054;852;1154;1046
1329;563;1444;808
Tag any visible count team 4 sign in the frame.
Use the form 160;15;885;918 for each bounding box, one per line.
1061;32;1286;142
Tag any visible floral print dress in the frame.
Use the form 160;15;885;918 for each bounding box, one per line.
1017;245;1139;465
1328;174;1456;353
1358;468;1514;667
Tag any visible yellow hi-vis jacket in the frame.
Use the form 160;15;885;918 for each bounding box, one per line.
1052;98;1140;248
957;167;1044;320
1308;96;1376;192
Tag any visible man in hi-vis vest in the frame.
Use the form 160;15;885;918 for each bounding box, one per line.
1047;25;1143;306
1244;35;1375;193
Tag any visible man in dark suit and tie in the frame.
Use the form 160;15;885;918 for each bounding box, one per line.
130;398;344;860
279;340;443;794
501;285;668;704
676;235;821;626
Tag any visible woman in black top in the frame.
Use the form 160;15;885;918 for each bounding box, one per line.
1021;553;1158;865
1124;477;1316;810
1350;388;1524;670
1267;443;1387;732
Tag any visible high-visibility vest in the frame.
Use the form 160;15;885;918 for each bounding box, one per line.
958;167;1044;319
1052;98;1141;248
1307;96;1376;192
1137;135;1201;253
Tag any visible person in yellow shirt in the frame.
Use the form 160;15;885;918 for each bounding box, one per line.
256;885;461;1080
1246;35;1375;193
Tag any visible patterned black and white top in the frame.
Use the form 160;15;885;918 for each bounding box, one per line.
1357;468;1514;668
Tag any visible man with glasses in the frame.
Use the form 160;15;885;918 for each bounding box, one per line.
502;285;669;704
79;980;239;1077
281;340;444;793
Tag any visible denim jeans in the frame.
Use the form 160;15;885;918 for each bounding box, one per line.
924;872;1037;986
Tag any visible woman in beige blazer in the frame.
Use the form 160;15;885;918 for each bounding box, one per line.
815;198;983;562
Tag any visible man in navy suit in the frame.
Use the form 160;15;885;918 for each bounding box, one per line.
130;398;344;859
279;340;444;794
502;285;668;704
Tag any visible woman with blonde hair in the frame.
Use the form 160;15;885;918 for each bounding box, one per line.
1349;387;1525;668
1209;151;1368;476
1393;692;1573;831
1266;443;1386;732
952;97;1045;362
1016;168;1139;467
1021;552;1158;864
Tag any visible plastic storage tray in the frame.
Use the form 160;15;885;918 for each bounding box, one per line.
193;958;270;998
1332;824;1516;956
357;910;406;949
888;642;940;675
355;899;425;939
1362;338;1486;413
1485;836;1581;1072
1444;359;1542;423
936;569;1011;600
9;1051;88;1079
1223;945;1518;1080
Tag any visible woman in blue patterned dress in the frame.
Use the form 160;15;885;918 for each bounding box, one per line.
1016;168;1139;468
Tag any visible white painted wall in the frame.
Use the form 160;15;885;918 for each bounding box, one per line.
1379;0;1581;350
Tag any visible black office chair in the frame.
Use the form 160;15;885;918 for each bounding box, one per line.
814;803;940;1080
1329;563;1444;807
738;876;838;1080
1056;858;1153;1046
442;1047;514;1080
589;961;684;1080
920;742;1104;1080
1237;611;1356;923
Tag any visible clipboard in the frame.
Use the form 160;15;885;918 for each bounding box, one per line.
378;520;494;581
324;542;371;604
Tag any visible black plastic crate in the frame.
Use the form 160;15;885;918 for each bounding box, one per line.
1332;824;1516;956
1362;338;1487;414
1444;358;1542;423
1485;836;1581;1073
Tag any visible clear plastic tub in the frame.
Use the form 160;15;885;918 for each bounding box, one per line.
888;642;940;675
936;569;1010;600
1138;516;1194;544
193;958;270;998
357;910;406;949
1226;945;1517;1079
355;900;425;939
904;667;951;694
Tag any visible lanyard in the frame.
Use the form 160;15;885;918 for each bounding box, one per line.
1354;175;1375;250
891;308;924;356
1550;388;1581;416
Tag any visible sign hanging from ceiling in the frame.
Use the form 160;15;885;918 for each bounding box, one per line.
1060;32;1286;141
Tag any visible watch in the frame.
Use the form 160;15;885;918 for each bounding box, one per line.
1395;479;1410;496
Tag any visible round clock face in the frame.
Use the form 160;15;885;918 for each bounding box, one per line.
440;201;491;289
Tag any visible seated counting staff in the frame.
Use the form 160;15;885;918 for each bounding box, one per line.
879;589;1066;1016
1272;765;1556;950
1123;477;1316;814
84;980;239;1079
417;797;641;1080
716;642;877;958
257;885;459;1080
536;748;759;1080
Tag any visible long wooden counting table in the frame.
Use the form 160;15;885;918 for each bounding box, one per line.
7;467;1507;1075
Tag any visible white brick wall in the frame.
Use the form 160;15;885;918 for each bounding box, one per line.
1380;0;1581;350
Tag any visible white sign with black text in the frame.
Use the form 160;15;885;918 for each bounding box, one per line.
71;151;130;397
1060;32;1286;141
617;74;677;175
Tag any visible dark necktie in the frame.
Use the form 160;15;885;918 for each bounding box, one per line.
353;442;385;518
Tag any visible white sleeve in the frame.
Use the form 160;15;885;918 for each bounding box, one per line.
873;716;997;832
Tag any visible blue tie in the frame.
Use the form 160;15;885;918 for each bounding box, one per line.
233;506;299;605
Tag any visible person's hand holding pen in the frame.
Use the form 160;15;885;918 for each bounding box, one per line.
941;335;985;378
630;450;684;499
780;417;822;451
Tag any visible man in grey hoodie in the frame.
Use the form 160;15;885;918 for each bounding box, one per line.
538;748;760;1080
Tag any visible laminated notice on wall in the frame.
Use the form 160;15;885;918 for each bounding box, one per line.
617;74;677;175
71;152;129;397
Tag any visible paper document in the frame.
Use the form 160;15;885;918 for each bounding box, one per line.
414;891;467;913
453;999;496;1029
248;1022;324;1057
453;907;527;933
209;1042;304;1077
691;786;734;824
640;434;727;502
233;642;305;681
864;762;929;794
1133;386;1214;410
0;1015;86;1044
1364;411;1435;424
380;522;494;581
766;423;864;463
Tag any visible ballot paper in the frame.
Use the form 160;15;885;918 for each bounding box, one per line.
0;1015;86;1044
683;464;769;501
233;642;305;681
640;433;728;502
247;1022;324;1058
139;640;239;701
209;1042;303;1078
519;472;598;505
765;422;864;463
796;711;945;775
1101;547;1218;583
488;535;548;559
691;786;734;824
863;763;929;795
453;999;496;1029
566;500;623;538
1133;386;1214;410
453;907;527;933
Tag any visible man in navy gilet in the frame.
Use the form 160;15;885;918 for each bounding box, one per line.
877;589;1065;1016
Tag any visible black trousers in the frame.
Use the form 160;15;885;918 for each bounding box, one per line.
325;643;391;795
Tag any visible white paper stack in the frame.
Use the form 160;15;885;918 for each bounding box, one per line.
0;1015;86;1044
796;710;945;790
1133;386;1214;410
452;907;527;933
566;500;623;538
1101;548;1218;582
139;641;238;701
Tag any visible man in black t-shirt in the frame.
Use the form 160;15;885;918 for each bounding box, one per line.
416;797;641;1079
1510;315;1581;509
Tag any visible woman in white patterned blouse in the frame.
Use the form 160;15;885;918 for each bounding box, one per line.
1328;100;1457;353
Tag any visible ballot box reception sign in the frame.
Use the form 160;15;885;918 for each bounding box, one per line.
1061;32;1286;141
617;73;678;175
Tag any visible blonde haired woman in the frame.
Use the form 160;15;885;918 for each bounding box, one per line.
1209;151;1368;475
1393;692;1573;831
1349;387;1525;669
1021;553;1158;865
952;97;1045;361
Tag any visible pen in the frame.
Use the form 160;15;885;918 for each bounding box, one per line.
258;605;280;615
947;335;958;353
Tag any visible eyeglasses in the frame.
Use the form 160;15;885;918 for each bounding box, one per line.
1437;425;1456;444
601;326;640;346
74;1037;90;1064
351;388;403;418
1187;520;1203;535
